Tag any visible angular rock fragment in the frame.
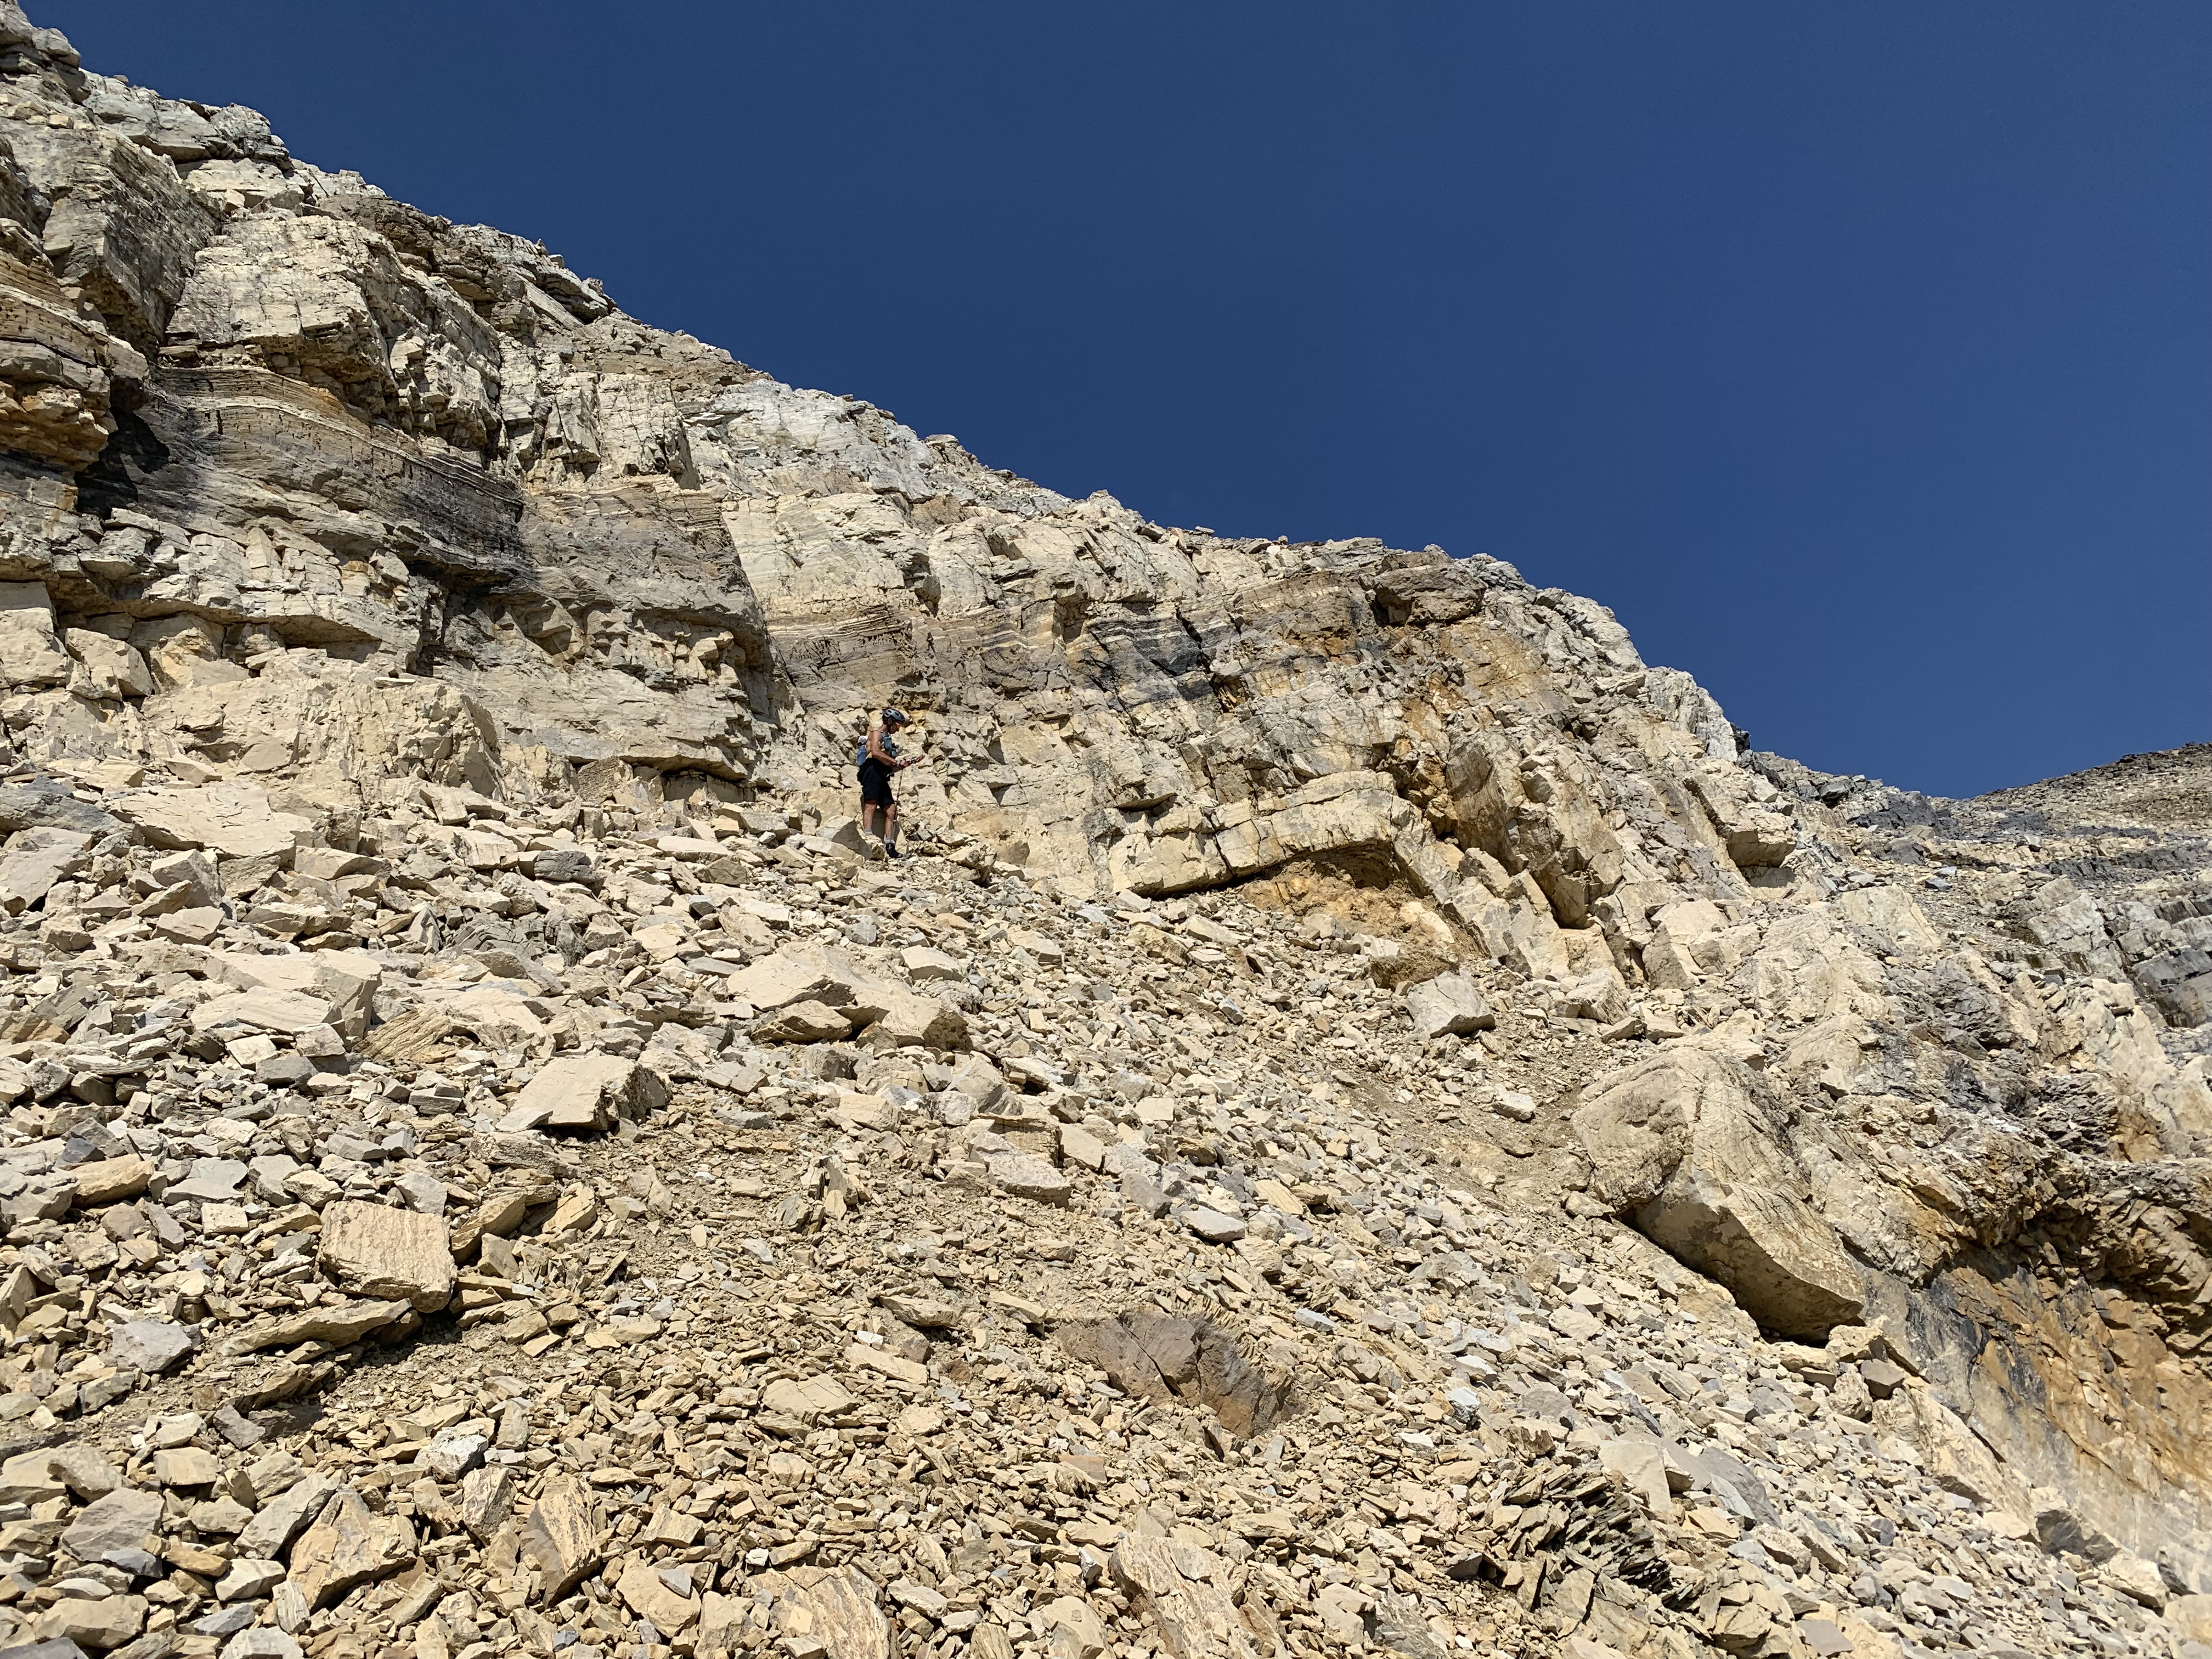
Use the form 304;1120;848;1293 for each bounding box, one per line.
284;1486;414;1609
315;1202;456;1312
61;1487;165;1562
521;1476;606;1599
497;1052;668;1132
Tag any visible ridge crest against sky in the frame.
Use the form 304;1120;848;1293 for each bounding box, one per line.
51;0;2209;798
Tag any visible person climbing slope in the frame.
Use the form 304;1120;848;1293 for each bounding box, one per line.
857;707;913;857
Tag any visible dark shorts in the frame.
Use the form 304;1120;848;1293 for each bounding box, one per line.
859;758;895;808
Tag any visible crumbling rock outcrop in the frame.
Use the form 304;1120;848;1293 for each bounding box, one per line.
1573;1051;1865;1340
2;7;2212;1658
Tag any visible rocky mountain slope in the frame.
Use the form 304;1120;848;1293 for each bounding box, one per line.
0;8;2208;1659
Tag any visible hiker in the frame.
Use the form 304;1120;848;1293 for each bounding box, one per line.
858;707;913;856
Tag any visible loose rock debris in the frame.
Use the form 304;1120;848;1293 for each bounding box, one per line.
0;799;2186;1659
0;5;2206;1658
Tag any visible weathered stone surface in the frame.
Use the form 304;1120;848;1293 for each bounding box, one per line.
189;989;331;1036
760;1375;856;1420
521;1477;606;1600
498;1053;668;1132
746;1567;890;1659
106;1318;194;1374
67;1156;153;1206
1404;972;1494;1040
314;1202;455;1311
32;1595;145;1651
0;826;91;913
60;1485;165;1564
988;1153;1071;1206
225;1294;409;1356
210;949;382;1041
617;1556;700;1632
1110;1534;1257;1659
234;1474;336;1560
0;15;2199;1646
751;999;855;1043
1573;1050;1865;1339
454;1464;516;1542
284;1485;414;1609
107;784;314;861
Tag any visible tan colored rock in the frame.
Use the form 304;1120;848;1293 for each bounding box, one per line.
0;826;93;915
1573;1049;1864;1339
1110;1534;1259;1659
618;1556;701;1632
69;1154;154;1205
989;1153;1071;1206
498;1052;668;1132
523;1477;608;1600
286;1485;415;1609
110;782;317;861
33;1592;146;1650
0;583;69;690
762;1375;857;1420
66;629;154;699
190;988;333;1035
753;1000;857;1043
228;1297;411;1354
747;1567;891;1659
316;1201;456;1311
213;948;383;1041
1404;972;1494;1040
727;946;874;1013
866;986;969;1050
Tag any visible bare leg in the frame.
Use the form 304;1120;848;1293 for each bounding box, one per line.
882;803;901;855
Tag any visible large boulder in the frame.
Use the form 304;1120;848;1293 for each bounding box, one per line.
1404;972;1496;1040
1572;1049;1864;1340
315;1201;456;1312
497;1053;669;1133
109;782;317;862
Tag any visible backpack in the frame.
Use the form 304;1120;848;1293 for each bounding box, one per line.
855;732;898;771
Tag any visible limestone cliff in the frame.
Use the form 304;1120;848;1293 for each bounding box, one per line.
4;0;2212;1621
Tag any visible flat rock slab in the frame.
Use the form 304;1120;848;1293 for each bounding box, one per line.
285;1485;414;1610
109;782;315;861
761;1375;856;1420
988;1153;1071;1207
316;1201;455;1311
751;999;856;1044
498;1052;667;1133
69;1155;153;1205
62;1486;165;1561
617;1556;701;1632
228;1297;411;1355
748;1567;891;1659
108;1318;194;1374
190;989;331;1036
1405;972;1496;1039
522;1476;607;1600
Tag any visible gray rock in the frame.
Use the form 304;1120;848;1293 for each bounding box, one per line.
233;1474;334;1560
0;785;121;837
1404;972;1494;1040
1181;1206;1246;1244
61;1487;165;1562
106;1320;194;1376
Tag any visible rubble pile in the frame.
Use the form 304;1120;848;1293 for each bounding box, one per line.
0;779;2207;1659
0;5;2208;1657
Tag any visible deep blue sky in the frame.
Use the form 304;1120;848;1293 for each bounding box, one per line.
51;2;2210;797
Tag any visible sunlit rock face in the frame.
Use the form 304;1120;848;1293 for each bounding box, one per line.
4;0;2212;1615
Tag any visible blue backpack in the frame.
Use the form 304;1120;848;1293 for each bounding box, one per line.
855;733;899;771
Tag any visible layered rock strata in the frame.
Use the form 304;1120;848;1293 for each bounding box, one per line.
0;9;2209;1659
